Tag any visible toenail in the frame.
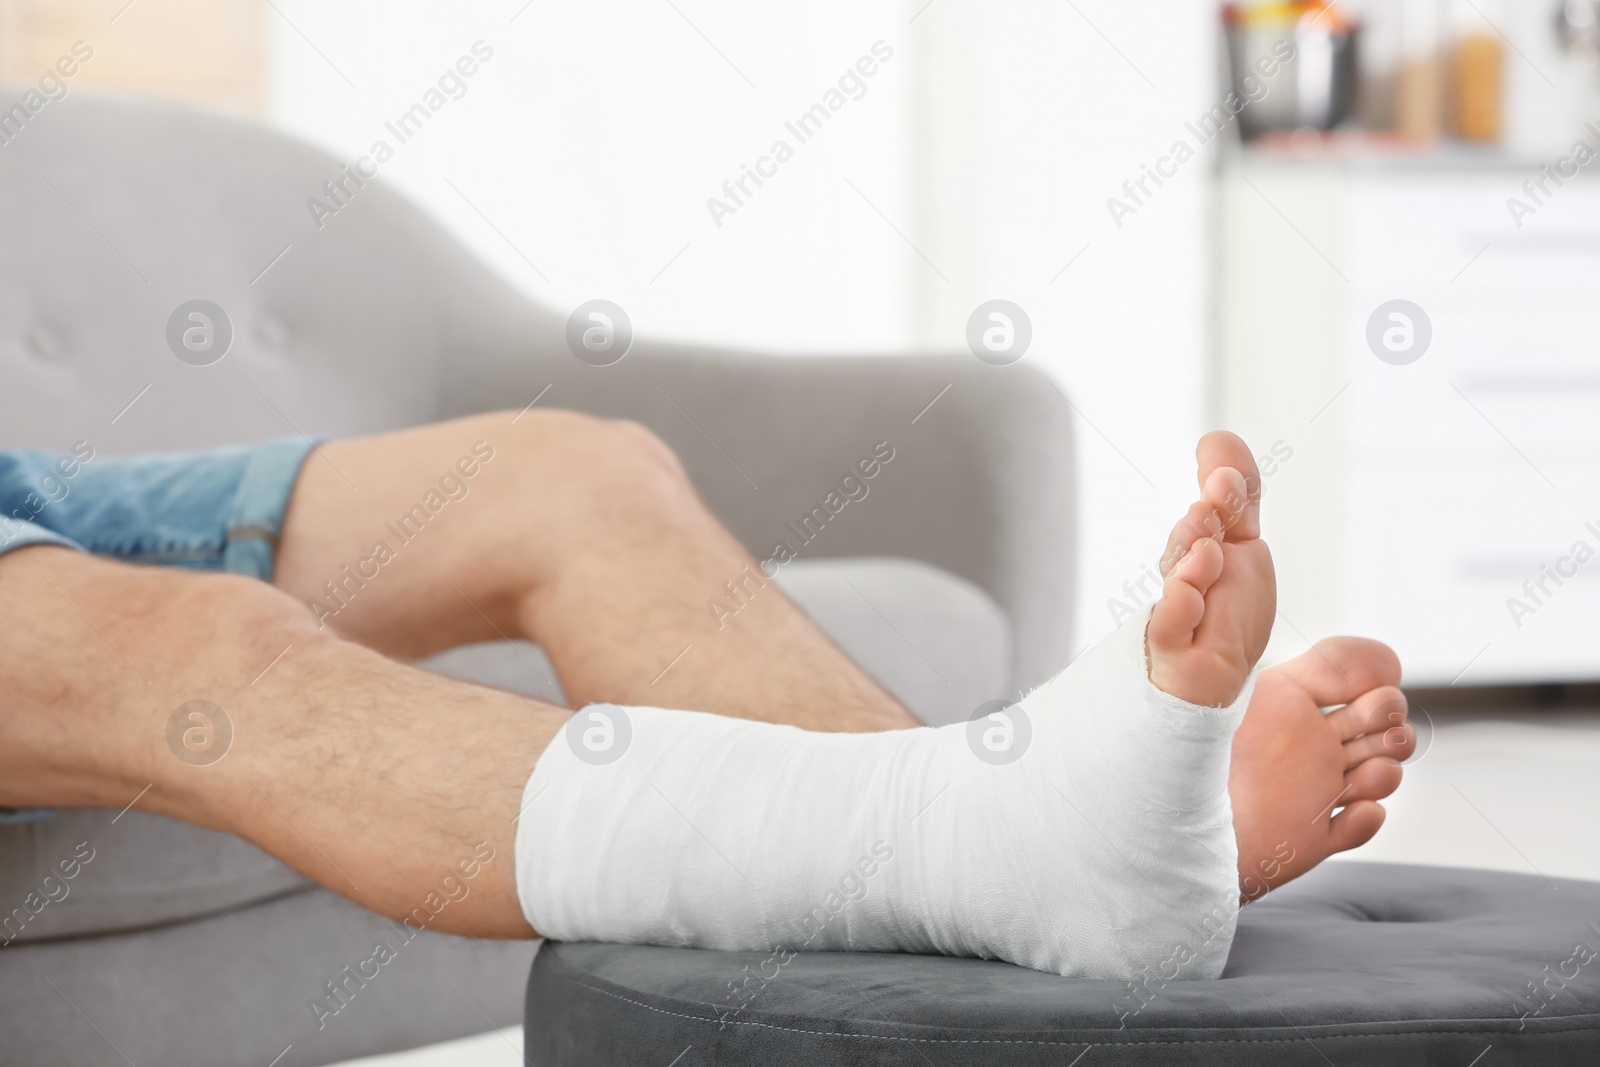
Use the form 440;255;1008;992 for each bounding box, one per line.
1383;724;1415;750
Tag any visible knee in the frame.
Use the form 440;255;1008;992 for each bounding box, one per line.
501;410;691;497
604;419;687;481
7;550;327;684
468;410;705;559
566;413;686;484
185;571;326;651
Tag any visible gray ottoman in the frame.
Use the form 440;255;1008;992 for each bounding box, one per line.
524;862;1600;1065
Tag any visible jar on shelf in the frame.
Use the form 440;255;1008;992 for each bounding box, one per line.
1396;0;1445;140
1447;0;1505;142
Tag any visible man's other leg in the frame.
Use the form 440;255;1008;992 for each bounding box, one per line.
273;410;915;731
0;545;550;937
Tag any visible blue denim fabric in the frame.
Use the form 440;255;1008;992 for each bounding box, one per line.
0;436;318;824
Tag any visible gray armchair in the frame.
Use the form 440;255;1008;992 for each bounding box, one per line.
0;90;1075;1066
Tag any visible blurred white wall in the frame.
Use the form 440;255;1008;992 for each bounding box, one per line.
266;1;915;348
938;0;1216;654
267;0;1217;649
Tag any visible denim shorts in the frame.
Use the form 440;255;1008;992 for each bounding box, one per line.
0;436;318;824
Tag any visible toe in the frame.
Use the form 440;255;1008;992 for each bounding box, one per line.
1168;536;1225;596
1345;755;1404;802
1148;576;1207;652
1202;466;1251;535
1381;721;1418;763
1150;516;1227;651
1161;500;1225;575
1195;431;1261;541
1275;637;1402;708
1343;723;1415;769
1325;684;1408;742
1327;799;1387;854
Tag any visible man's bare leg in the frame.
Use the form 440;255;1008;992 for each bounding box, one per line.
0;546;544;937
273;410;915;731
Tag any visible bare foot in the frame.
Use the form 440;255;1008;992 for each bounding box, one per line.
1232;640;1413;901
1145;431;1275;708
1140;431;1412;900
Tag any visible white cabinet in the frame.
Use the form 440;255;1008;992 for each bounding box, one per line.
1218;155;1600;685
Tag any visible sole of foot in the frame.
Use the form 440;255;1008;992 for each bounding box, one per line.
1141;431;1413;899
1233;639;1413;900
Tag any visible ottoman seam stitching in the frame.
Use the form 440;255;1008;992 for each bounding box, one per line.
562;980;1600;1048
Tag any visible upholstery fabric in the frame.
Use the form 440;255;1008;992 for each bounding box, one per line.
525;862;1600;1065
1;885;537;1067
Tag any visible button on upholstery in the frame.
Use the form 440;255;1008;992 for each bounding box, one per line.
24;323;64;359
